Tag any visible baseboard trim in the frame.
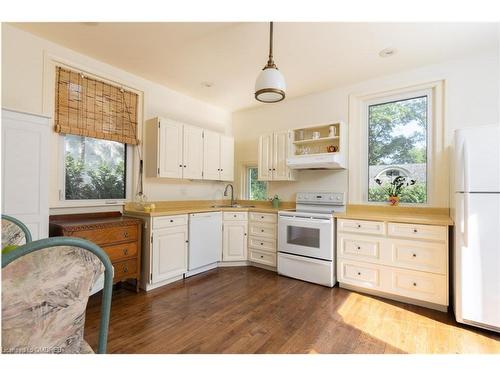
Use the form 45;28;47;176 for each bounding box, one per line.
339;282;448;312
249;262;277;272
217;261;250;267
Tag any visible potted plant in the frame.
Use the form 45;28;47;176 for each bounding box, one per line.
374;176;416;206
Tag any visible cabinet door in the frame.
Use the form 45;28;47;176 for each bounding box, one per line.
158;119;183;178
258;134;273;181
203;130;221;180
151;226;188;283
182;125;204;179
222;221;248;261
1;110;49;240
219;135;234;181
273;130;292;180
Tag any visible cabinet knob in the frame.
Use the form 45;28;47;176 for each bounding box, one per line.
412;253;417;257
357;272;361;276
261;216;264;219
357;224;361;228
170;219;174;223
261;229;264;232
413;229;418;233
413;282;417;287
123;267;128;273
234;214;237;217
179;164;182;167
268;168;271;171
357;246;361;250
261;242;264;246
260;255;264;258
244;233;247;236
184;165;187;168
220;169;223;172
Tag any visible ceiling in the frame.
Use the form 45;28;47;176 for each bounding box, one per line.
11;22;499;111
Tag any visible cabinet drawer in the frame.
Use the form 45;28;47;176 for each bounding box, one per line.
74;225;138;245
388;223;447;242
249;212;277;224
223;211;248;221
113;258;138;281
390;269;447;305
391;240;447;274
338;219;385;235
249;236;276;252
249;249;276;267
248;222;276;239
338;235;381;261
103;241;138;262
153;215;188;229
340;261;380;288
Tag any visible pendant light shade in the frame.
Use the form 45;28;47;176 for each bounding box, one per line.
255;22;286;103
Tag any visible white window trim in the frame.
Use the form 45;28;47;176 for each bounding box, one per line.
348;80;446;207
42;52;144;209
58;135;134;206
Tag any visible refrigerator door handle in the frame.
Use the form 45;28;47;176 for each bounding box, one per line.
463;142;469;247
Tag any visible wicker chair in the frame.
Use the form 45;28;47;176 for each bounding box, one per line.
1;214;32;250
2;237;113;354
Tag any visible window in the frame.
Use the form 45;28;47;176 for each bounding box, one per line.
367;95;429;204
63;135;127;200
247;167;268;200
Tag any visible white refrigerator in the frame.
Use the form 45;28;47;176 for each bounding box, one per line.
454;125;500;332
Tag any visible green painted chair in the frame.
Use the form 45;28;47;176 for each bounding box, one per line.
1;214;32;253
2;237;113;354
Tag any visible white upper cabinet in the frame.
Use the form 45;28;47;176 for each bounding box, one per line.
258;131;296;181
203;130;221;180
146;117;233;181
203;130;235;181
183;125;204;179
158;119;183;178
220;135;234;181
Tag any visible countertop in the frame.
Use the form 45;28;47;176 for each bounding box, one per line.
333;204;453;226
123;200;295;218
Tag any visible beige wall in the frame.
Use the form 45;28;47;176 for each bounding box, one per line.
232;51;499;206
1;24;233;211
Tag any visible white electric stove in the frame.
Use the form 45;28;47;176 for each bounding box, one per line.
277;192;345;287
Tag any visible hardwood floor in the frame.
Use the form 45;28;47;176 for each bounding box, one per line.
84;267;500;354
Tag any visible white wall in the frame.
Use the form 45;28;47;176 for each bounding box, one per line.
1;24;233;210
232;51;499;206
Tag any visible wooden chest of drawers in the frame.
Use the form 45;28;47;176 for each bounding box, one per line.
49;212;142;292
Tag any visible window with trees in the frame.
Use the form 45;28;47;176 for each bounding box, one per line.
64;135;126;200
367;94;428;203
247;167;268;200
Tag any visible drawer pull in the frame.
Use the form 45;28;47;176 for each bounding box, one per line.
261;229;264;232
357;224;361;228
412;253;417;257
357;272;361;276
413;282;417;287
357;246;361;250
123;248;129;255
260;255;264;258
124;232;129;238
170;219;174;223
261;242;264;245
413;229;418;233
123;266;128;273
261;216;264;219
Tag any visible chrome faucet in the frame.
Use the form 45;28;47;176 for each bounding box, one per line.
224;184;235;206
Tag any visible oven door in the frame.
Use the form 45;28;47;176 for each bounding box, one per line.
278;214;333;261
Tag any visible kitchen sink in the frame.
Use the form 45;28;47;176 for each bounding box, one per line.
210;204;256;208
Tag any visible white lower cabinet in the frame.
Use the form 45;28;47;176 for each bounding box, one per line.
248;212;277;267
222;220;248;261
337;218;449;310
152;225;188;283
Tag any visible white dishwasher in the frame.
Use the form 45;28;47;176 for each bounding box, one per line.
186;211;222;277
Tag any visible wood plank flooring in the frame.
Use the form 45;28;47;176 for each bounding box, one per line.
84;267;500;354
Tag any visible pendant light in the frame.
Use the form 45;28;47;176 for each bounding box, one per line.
255;22;286;103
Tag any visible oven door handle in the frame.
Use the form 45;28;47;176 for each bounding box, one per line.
279;215;332;224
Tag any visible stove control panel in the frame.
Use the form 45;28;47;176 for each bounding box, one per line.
296;192;345;205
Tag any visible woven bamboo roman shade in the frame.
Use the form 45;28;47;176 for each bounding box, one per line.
55;66;139;145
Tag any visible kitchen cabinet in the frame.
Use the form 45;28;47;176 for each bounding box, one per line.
146;117;231;181
1;109;49;240
258;130;296;181
337;218;449;311
152;225;188;283
222;212;248;261
203;130;234;181
248;212;277;267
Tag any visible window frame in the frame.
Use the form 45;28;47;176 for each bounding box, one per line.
58;134;134;206
241;163;268;201
364;90;432;204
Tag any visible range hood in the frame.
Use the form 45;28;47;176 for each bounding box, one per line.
287;153;346;170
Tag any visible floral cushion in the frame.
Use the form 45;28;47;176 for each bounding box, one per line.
2;246;104;354
1;219;27;250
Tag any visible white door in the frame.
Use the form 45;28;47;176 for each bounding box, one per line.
258;134;273;181
182;125;204;180
1;109;49;240
219;135;234;181
456;192;500;328
158;119;183;178
222;221;248;261
273;130;291;180
152;226;188;283
203;130;221;180
455;126;500;192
